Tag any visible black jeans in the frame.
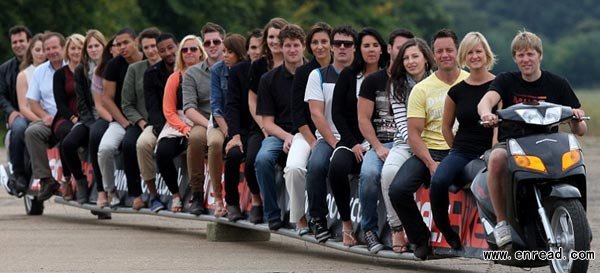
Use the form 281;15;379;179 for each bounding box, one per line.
122;126;143;197
389;149;449;245
89;119;109;192
53;120;74;179
156;137;187;195
223;131;263;206
61;124;90;180
328;147;361;222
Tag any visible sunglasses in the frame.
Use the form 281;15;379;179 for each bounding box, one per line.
203;39;222;47
181;46;199;53
332;40;354;48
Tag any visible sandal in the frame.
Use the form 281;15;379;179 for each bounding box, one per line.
392;228;409;253
214;200;227;217
342;229;357;247
171;196;183;213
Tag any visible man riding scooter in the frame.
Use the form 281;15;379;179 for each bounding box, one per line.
477;30;587;249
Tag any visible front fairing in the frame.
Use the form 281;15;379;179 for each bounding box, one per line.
507;133;586;180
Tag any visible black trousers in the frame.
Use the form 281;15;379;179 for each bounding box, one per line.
156;137;187;195
61;123;89;180
122;126;143;197
53;120;74;179
327;147;361;222
223;131;263;206
389;149;449;245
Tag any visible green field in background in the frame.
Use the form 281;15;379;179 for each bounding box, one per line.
576;90;599;136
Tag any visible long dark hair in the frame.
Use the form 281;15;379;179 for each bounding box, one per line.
349;27;388;75
224;33;248;63
82;29;106;77
19;33;44;71
261;17;289;70
387;38;436;103
95;37;115;77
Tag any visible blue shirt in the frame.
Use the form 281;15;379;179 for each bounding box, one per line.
210;60;229;121
26;60;67;116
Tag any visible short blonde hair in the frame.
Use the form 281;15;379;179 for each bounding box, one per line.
457;32;496;70
64;33;85;63
175;35;207;71
511;30;542;57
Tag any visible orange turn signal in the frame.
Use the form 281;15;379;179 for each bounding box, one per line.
513;155;547;173
562;150;581;171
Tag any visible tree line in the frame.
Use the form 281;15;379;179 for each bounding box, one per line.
1;0;598;87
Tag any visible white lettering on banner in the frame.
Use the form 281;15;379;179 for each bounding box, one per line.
327;194;340;220
49;158;61;180
114;170;127;191
417;200;444;242
325;193;362;223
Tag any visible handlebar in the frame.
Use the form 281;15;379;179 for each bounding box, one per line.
478;116;590;126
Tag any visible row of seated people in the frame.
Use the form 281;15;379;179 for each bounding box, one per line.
4;20;582;260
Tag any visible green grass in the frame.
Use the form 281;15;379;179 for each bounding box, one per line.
575;90;600;136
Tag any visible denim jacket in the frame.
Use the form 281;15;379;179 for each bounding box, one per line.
210;60;229;125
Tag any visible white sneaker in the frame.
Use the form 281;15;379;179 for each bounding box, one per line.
494;220;512;248
108;191;120;207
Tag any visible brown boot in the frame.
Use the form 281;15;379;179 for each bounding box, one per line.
61;180;74;201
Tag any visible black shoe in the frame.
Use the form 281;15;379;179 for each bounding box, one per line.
248;205;264;224
364;230;384;253
268;218;284;230
413;239;431;260
227;205;244;222
14;175;29;196
188;192;206;215
311;218;331;243
444;231;463;251
75;178;89;205
37;177;59;202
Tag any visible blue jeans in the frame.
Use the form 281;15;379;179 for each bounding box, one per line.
359;142;393;233
306;139;335;219
255;136;286;222
430;149;480;238
8;116;30;177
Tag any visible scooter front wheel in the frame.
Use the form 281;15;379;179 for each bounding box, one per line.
549;199;590;273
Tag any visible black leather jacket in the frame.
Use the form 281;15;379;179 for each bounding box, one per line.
0;57;20;117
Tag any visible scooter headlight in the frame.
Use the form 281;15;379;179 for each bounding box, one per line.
515;107;562;125
562;134;582;171
509;139;547;173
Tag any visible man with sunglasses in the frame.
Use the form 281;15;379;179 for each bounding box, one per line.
304;25;357;242
97;27;144;207
182;22;226;215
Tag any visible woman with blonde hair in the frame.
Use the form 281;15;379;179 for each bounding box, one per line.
430;31;496;250
51;33;85;200
155;35;207;213
60;30;107;204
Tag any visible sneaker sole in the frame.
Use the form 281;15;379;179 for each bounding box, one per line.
315;233;331;243
368;243;384;254
151;206;165;213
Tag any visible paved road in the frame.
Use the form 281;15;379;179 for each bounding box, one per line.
0;139;599;272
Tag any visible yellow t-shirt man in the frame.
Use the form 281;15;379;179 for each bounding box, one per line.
407;70;469;150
